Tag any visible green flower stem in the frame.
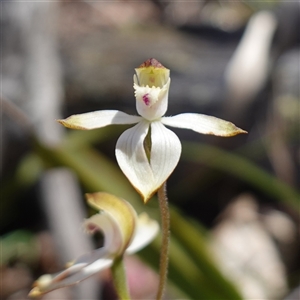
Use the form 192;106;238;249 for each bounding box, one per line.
111;256;131;300
156;182;170;300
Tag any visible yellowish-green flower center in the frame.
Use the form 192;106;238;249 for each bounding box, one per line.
135;58;170;88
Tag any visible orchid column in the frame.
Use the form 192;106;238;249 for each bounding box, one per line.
58;58;246;299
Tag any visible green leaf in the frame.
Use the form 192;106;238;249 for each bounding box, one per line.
182;142;300;210
1;230;39;266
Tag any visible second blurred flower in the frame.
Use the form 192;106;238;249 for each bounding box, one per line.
29;192;159;297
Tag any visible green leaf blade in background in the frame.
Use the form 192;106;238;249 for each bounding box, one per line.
182;142;300;210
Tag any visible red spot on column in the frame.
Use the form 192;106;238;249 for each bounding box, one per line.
142;94;150;106
87;223;98;233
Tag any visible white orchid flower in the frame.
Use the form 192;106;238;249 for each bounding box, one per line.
58;58;246;203
28;193;159;297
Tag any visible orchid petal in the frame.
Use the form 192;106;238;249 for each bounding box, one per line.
86;192;137;254
126;213;159;254
29;251;114;297
150;121;182;194
161;113;247;137
115;120;154;202
116;120;182;203
57;110;141;130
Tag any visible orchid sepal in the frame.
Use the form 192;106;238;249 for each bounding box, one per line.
161;113;247;137
57;110;141;130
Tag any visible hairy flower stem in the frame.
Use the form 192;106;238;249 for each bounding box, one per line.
111;256;131;300
156;182;170;300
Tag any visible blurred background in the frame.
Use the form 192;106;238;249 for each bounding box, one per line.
1;0;299;299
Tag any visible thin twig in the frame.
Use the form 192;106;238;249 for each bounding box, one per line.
156;182;170;300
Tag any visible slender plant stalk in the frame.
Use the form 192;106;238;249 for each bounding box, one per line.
111;256;131;300
156;182;170;300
